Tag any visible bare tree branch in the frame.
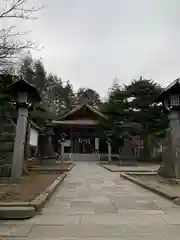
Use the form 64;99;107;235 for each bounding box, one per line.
0;0;42;19
0;0;43;70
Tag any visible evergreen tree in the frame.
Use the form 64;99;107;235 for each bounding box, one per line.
102;77;168;158
18;53;34;85
76;87;102;107
33;60;46;91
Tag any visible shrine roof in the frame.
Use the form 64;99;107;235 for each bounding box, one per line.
2;78;42;102
57;103;108;121
156;78;180;102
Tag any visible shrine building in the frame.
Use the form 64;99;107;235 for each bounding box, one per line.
51;103;113;161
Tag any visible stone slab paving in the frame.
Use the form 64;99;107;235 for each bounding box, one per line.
1;162;180;239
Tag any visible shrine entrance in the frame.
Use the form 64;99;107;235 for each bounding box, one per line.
73;136;95;153
79;138;92;153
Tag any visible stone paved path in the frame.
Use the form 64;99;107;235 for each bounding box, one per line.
1;162;180;239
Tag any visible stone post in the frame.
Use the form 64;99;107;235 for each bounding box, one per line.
61;141;64;163
59;133;66;163
24;121;31;161
11;106;28;178
108;141;112;163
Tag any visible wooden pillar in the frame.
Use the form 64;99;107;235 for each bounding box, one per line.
70;126;73;153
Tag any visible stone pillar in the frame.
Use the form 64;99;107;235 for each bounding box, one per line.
158;110;180;178
11;107;28;178
24;121;31;161
61;142;64;162
70;127;73;154
108;142;112;163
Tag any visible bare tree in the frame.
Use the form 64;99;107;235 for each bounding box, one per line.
0;0;42;69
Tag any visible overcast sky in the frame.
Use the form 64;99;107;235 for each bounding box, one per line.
2;0;180;97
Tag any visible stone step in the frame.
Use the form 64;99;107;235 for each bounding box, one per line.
71;153;99;161
0;142;14;152
27;158;41;167
0;206;35;220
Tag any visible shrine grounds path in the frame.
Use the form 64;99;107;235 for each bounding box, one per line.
2;162;180;239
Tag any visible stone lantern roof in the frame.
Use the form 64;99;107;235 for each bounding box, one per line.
2;78;41;103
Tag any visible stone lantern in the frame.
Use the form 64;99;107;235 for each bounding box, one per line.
105;131;112;163
119;131;136;166
156;78;180;178
58;133;67;162
39;122;57;164
60;133;67;142
3;78;41;178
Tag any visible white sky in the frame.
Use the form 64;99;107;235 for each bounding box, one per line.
1;0;180;97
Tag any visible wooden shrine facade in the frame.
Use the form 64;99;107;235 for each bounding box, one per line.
51;103;109;159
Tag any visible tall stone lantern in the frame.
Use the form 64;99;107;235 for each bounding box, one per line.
3;78;41;178
156;78;180;178
40;121;57;163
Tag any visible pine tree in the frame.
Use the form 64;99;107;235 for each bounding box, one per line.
18;53;34;85
33;60;46;91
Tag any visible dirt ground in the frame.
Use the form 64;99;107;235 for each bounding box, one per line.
0;173;59;202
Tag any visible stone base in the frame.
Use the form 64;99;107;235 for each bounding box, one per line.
158;165;176;178
158;161;180;179
0;123;16;177
158;145;177;178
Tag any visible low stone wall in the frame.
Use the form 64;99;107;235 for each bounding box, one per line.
120;173;180;205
